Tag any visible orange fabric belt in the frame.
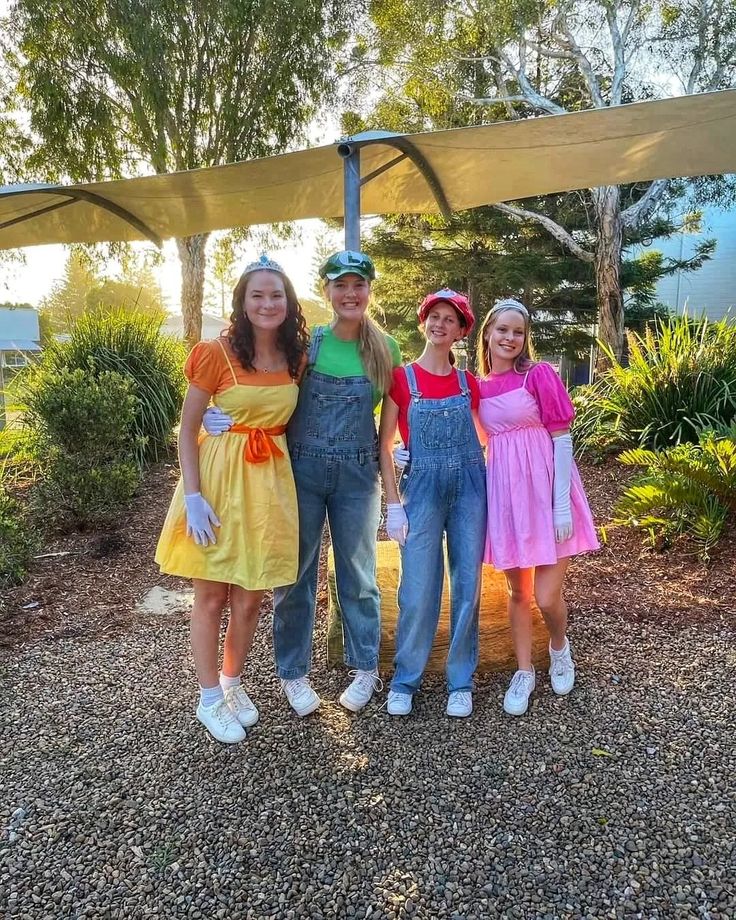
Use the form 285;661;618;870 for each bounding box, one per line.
230;423;287;464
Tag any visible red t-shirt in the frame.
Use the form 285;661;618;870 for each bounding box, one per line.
388;363;480;446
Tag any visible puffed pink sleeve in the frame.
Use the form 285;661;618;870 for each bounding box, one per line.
528;362;575;432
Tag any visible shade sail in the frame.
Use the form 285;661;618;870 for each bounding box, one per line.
1;89;736;250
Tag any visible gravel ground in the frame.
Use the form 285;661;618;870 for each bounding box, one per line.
2;602;735;919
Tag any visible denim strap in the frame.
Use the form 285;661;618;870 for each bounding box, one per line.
456;369;470;398
308;326;325;366
404;363;421;400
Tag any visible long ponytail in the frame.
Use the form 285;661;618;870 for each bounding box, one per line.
359;314;394;394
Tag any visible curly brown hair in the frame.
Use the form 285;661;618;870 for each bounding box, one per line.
228;269;309;378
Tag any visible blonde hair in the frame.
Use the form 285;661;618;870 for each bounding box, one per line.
478;305;536;377
359;314;394;394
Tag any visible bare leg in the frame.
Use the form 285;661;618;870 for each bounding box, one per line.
504;568;534;671
222;587;265;678
534;558;570;650
190;579;229;687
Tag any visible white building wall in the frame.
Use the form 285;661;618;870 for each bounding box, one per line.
637;207;736;322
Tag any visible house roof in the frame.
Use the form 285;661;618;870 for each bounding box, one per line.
0;339;41;351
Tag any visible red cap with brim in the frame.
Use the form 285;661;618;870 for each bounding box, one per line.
417;289;475;335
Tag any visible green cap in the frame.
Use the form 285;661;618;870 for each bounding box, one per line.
319;250;376;281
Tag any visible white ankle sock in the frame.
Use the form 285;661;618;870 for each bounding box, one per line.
200;684;224;708
220;672;241;690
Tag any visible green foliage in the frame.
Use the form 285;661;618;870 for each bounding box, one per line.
613;425;736;560
22;366;141;528
574;314;736;452
0;485;38;587
25;309;187;464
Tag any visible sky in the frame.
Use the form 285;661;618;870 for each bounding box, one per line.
0;220;340;311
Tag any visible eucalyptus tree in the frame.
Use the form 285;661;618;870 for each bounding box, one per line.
10;0;345;344
364;0;736;360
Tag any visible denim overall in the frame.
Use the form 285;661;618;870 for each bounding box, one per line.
391;363;487;696
272;326;382;678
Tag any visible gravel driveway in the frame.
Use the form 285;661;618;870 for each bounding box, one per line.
2;604;735;920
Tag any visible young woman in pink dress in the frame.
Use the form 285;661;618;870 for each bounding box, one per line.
477;299;599;716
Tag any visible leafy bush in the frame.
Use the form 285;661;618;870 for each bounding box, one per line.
574;314;736;453
0;486;38;588
613;425;736;560
23;367;141;528
26;308;187;463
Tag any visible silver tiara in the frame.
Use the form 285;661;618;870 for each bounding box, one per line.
243;253;285;275
489;298;529;318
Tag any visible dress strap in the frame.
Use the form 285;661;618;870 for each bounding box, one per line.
404;363;422;399
521;369;531;389
456;368;470;398
216;337;239;386
308;326;325;365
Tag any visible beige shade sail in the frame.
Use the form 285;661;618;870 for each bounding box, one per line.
1;89;736;250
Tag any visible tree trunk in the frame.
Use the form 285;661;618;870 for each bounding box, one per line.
593;186;624;366
176;234;210;347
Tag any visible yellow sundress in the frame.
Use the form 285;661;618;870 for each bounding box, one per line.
155;339;299;590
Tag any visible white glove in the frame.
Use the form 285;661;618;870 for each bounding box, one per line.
393;443;410;470
202;406;234;436
552;433;574;543
184;492;221;546
386;502;409;547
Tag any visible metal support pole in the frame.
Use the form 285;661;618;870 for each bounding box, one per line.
341;145;361;250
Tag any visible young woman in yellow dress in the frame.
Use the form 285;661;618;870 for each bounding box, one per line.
155;256;308;744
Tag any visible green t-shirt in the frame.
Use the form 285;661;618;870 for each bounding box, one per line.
311;325;402;407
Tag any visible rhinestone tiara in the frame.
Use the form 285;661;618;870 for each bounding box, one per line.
243;253;285;275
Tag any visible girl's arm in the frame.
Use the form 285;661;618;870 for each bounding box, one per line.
550;427;573;543
179;384;221;545
178;384;211;494
378;396;401;505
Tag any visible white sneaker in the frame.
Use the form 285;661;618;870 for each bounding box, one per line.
447;690;473;718
549;639;576;696
386;690;413;716
503;668;536;716
224;685;259;728
339;669;382;712
281;677;321;717
196;698;247;743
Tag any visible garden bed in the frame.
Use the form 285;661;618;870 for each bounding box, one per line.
1;457;733;652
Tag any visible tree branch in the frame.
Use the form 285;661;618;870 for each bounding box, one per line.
499;44;567;115
493;202;595;262
553;15;605;107
620;179;670;229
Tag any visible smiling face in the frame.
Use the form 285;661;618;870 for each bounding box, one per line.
485;309;528;370
326;273;371;322
242;270;288;330
422;301;466;347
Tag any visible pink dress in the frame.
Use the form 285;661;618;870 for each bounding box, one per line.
478;364;599;570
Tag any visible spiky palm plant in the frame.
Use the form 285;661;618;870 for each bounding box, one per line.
574;314;736;453
614;425;736;560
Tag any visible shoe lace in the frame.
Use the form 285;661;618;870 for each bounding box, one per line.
348;669;384;693
213;698;238;727
225;686;253;711
509;671;534;696
284;677;312;701
450;690;472;707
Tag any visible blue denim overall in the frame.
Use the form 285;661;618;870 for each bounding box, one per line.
391;364;487;695
273;326;381;678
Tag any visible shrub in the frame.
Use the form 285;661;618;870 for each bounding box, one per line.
574;314;736;453
27;308;187;463
613;425;736;560
0;486;38;588
23;367;141;528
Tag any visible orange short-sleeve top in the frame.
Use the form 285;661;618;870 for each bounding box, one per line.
184;336;306;396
